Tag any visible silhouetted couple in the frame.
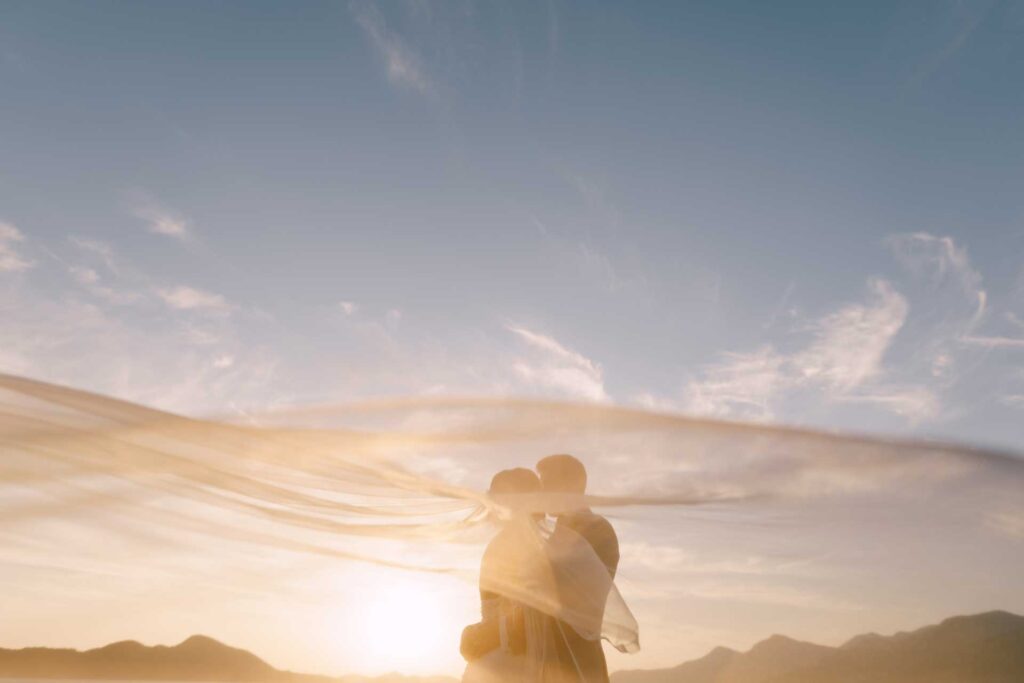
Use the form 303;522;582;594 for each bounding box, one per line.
460;454;635;682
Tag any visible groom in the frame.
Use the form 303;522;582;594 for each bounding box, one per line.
537;454;619;683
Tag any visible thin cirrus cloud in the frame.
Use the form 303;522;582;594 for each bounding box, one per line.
680;278;936;422
675;233;998;424
507;325;608;402
791;278;908;391
69;236;121;275
0;221;34;272
682;347;788;421
960;335;1024;349
67;265;141;305
157;285;230;312
69;266;100;285
0;233;280;415
350;1;433;95
885;231;986;326
135;205;190;241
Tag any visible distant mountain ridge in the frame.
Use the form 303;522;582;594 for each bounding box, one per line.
2;611;1021;683
0;634;454;683
612;610;1024;683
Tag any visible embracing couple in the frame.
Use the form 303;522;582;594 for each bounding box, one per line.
460;454;634;683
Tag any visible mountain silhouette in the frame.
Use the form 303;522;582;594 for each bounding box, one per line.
3;611;1022;683
613;611;1024;683
0;634;454;683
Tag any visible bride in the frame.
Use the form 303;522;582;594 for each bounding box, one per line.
460;468;543;681
460;468;637;682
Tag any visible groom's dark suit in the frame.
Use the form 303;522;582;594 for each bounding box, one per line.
550;509;619;683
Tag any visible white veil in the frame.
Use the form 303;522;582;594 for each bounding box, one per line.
475;511;638;654
3;373;1024;671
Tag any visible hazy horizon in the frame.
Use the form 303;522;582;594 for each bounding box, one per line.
3;607;1021;679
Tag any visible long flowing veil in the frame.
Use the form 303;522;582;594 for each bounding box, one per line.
3;373;1024;670
475;512;638;653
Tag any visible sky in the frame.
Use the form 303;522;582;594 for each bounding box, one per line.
1;0;1024;677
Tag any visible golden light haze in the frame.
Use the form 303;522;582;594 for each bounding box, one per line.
2;375;1023;675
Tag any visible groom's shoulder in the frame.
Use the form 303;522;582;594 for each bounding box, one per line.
579;512;620;574
572;511;618;546
587;511;616;535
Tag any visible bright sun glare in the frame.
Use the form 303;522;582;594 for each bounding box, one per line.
356;575;455;672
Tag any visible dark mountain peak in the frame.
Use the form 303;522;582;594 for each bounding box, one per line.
746;633;829;657
92;640;147;654
706;645;739;659
612;612;1024;683
755;634;799;647
612;642;738;683
938;610;1024;630
177;635;228;649
840;631;885;650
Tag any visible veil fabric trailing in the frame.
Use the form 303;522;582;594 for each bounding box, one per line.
3;373;1024;667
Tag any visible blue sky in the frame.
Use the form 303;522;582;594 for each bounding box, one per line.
2;0;1024;675
3;0;1022;448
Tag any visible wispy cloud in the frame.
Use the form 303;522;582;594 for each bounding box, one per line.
622;543;820;579
685;580;863;612
680;278;936;422
158;286;230;312
339;301;358;316
67;264;141;305
683;347;787;420
792;278;908;391
0;221;34;272
69;236;120;275
687;230;1003;424
56;239;143;306
69;265;99;285
834;386;939;421
134;203;190;241
960;334;1024;349
910;0;992;87
350;2;432;95
507;325;607;401
0;244;278;415
534;213;648;296
885;232;986;328
885;231;1024;420
986;507;1024;540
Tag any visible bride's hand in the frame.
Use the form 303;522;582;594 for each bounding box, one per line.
460;620;500;661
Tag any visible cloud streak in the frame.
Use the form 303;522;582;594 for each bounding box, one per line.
885;232;986;328
129;194;192;242
683;347;787;420
960;335;1024;349
351;2;432;95
0;222;34;272
158;286;230;312
507;325;608;401
680;279;933;421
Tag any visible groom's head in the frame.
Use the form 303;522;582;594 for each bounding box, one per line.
536;453;587;495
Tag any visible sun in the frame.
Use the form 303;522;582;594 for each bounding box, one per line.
354;573;459;672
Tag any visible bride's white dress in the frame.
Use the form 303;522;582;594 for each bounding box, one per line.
461;515;638;682
461;596;528;682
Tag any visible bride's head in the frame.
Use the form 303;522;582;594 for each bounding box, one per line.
487;467;541;519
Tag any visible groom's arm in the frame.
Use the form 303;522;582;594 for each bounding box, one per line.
588;516;620;578
460;620;499;661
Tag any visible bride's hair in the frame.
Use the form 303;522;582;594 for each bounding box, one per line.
488;467;541;495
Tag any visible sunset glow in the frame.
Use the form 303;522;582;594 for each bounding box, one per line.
2;1;1024;681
